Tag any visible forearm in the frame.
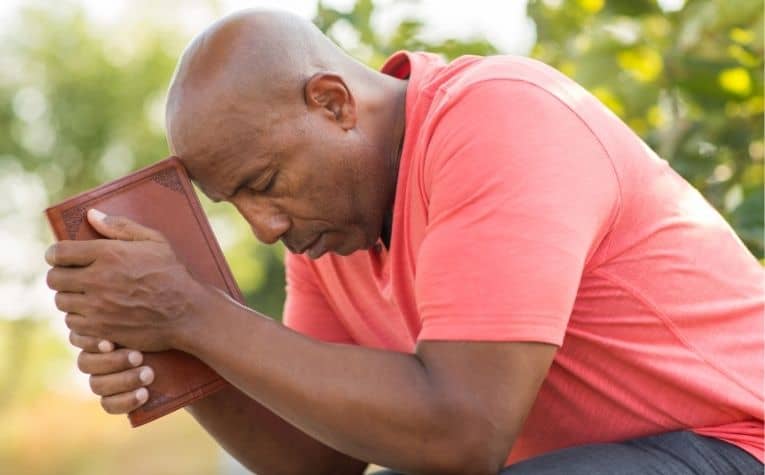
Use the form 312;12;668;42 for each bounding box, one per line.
186;384;367;475
179;288;500;475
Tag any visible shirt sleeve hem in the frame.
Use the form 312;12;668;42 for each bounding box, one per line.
417;314;567;346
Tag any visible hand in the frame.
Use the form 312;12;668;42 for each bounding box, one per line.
46;208;207;351
70;331;155;414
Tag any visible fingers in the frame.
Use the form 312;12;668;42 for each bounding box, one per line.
70;333;152;415
89;365;154;396
87;209;165;242
69;331;114;353
56;291;89;314
46;267;87;292
77;348;144;375
45;241;98;267
64;312;96;337
100;387;150;414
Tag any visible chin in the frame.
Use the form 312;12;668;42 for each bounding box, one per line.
332;233;369;256
334;243;360;256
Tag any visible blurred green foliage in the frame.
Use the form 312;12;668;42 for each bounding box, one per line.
314;0;499;67
529;0;764;256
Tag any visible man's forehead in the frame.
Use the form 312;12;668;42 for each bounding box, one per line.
168;92;272;200
184;153;235;198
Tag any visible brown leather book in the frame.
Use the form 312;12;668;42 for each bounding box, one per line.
44;156;241;427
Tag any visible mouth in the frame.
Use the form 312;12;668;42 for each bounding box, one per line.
306;233;328;259
293;233;323;255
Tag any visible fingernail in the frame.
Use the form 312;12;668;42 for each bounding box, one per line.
98;340;114;353
128;351;142;367
89;208;107;222
135;387;148;403
139;367;154;385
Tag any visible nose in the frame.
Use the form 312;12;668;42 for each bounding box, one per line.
250;214;291;244
231;198;291;244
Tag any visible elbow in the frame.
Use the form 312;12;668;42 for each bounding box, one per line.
421;408;513;475
442;432;510;475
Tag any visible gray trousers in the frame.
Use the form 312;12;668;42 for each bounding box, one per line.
373;431;763;474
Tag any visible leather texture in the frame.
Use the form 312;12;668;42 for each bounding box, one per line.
45;156;242;427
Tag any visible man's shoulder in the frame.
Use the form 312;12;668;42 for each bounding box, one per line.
422;54;580;104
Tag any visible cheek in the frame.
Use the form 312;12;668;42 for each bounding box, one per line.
304;173;353;220
288;148;367;229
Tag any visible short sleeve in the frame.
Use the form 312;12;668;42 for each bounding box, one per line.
283;252;356;344
415;80;620;346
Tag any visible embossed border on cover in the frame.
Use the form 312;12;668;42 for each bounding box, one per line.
57;168;181;239
61;206;87;240
150;167;184;194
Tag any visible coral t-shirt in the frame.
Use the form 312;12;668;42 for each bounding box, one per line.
283;51;764;465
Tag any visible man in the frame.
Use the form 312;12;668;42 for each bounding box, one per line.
44;9;763;475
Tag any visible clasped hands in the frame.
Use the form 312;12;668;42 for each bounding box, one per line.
45;208;208;412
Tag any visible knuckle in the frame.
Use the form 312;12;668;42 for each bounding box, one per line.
45;243;58;265
45;268;56;289
76;351;90;372
100;397;116;414
54;292;64;310
70;331;93;350
64;312;77;330
89;375;102;395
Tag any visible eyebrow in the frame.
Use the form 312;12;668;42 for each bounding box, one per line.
223;180;246;202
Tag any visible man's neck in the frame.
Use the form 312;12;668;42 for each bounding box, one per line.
380;78;408;250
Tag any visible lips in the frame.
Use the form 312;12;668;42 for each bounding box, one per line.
305;233;327;259
293;233;322;255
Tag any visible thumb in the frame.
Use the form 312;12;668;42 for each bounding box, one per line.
87;208;164;242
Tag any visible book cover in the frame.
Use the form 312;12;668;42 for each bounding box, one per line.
44;156;241;427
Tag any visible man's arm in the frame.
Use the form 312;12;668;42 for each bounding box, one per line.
177;286;556;475
49;210;557;473
48;215;554;473
70;332;367;475
187;385;368;475
63;275;554;474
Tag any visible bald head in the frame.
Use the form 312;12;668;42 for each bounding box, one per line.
165;9;368;163
161;9;408;256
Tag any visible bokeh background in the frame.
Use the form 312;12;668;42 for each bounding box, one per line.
0;0;762;473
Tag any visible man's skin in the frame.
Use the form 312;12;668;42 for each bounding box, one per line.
45;10;557;475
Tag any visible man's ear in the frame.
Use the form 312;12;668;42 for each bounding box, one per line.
304;72;357;130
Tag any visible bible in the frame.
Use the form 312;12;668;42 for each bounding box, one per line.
44;156;242;427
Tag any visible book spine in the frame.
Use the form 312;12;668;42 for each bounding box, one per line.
44;207;68;242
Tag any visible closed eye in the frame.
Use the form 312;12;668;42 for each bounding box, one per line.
249;171;277;194
263;172;277;192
